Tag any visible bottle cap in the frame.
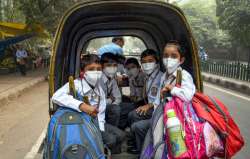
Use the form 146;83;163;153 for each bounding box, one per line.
167;109;176;118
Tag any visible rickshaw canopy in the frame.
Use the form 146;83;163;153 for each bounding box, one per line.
49;0;203;106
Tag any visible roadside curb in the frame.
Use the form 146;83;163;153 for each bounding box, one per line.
0;76;47;105
202;73;250;96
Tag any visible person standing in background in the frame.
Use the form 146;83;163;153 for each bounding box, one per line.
15;44;28;76
97;37;124;57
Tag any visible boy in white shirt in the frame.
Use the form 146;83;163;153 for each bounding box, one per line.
52;54;124;154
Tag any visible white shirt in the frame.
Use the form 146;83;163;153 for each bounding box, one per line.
52;78;106;131
154;68;196;108
100;74;122;105
144;67;163;104
16;49;27;58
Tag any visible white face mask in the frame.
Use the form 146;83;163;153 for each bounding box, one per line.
127;68;139;77
142;62;156;75
104;66;118;78
163;58;180;74
84;71;102;86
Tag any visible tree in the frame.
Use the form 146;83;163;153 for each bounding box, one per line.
18;0;80;34
216;0;250;77
179;0;232;53
216;0;250;47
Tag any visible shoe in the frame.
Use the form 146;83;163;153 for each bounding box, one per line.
127;147;140;154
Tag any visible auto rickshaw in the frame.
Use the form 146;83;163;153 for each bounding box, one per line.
48;0;202;157
49;0;202;111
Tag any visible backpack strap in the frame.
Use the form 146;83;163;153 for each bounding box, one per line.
69;76;77;98
176;69;182;86
208;96;229;158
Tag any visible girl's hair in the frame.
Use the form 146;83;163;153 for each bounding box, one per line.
125;58;140;67
140;49;159;63
80;54;100;70
165;40;186;57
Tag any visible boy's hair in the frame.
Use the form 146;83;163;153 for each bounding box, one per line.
116;54;126;64
112;36;124;43
125;58;140;67
100;52;118;64
140;49;159;63
165;40;186;58
80;54;100;70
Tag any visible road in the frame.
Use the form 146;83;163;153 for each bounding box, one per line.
0;81;249;159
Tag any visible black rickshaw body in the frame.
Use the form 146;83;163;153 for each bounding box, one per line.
48;0;203;114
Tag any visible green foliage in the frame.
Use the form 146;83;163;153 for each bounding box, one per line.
18;0;79;33
216;0;250;47
0;57;16;68
179;0;232;50
1;0;81;34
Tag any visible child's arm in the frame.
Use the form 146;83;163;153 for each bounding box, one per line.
51;81;83;112
97;89;107;131
170;70;196;102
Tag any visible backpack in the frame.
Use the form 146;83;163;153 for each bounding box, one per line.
43;76;106;159
192;92;245;158
140;102;168;159
163;96;224;159
175;70;244;158
43;108;105;159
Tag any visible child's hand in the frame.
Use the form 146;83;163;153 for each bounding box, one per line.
79;103;99;117
161;84;174;97
136;104;152;116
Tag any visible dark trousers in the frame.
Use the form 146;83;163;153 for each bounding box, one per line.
105;104;121;126
101;123;125;154
128;108;153;151
131;119;151;151
128;108;153;125
119;102;136;130
18;64;26;76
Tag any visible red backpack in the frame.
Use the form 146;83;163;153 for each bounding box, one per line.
192;92;244;158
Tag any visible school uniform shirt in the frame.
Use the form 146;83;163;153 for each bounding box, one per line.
154;67;196;108
100;74;122;105
51;78;106;131
16;49;28;60
144;67;163;105
129;71;146;102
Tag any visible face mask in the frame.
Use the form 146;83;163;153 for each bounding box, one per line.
163;58;180;74
104;66;118;78
84;71;102;86
127;68;139;77
142;62;156;75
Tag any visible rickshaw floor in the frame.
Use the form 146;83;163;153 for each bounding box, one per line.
112;130;138;159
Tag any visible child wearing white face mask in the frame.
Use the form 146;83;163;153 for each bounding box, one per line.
127;49;163;154
119;58;146;130
52;54;125;154
99;53;125;154
52;54;104;128
100;53;122;126
158;41;196;103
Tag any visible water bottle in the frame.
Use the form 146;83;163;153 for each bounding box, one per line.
166;109;187;157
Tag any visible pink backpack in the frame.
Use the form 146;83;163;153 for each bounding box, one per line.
163;97;223;159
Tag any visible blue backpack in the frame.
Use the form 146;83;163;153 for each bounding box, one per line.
43;107;105;159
